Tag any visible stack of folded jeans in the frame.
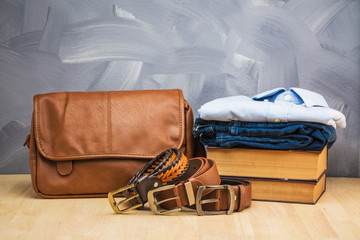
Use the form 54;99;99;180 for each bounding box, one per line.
193;87;346;151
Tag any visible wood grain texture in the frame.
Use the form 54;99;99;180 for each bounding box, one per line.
0;175;359;240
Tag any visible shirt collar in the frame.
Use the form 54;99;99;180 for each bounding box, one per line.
252;88;286;101
252;87;329;108
289;88;329;107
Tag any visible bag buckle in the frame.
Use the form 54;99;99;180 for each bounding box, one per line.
196;185;235;216
147;185;181;215
108;184;143;214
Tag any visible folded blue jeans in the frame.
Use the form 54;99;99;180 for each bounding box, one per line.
193;118;336;151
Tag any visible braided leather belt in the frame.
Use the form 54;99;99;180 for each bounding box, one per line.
108;148;251;215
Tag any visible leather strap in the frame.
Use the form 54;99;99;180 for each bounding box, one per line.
125;148;189;204
108;148;252;215
154;168;251;213
154;157;221;209
202;176;252;212
24;134;31;148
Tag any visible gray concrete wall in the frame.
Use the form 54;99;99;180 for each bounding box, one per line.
0;0;359;176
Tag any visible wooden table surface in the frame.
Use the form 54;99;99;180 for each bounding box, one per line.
0;175;359;240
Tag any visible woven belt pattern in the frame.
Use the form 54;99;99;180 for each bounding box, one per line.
129;148;189;186
108;148;189;213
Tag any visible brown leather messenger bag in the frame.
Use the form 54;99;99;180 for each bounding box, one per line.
25;89;197;198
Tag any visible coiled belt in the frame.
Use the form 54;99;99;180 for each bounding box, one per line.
108;148;251;215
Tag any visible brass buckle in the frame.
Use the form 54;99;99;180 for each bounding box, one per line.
196;185;235;216
108;184;143;214
147;185;181;215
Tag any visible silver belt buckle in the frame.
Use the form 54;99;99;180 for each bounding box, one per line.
195;185;235;216
147;185;181;215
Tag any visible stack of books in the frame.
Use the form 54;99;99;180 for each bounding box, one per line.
207;146;327;204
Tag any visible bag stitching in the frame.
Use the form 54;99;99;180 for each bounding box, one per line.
107;91;112;153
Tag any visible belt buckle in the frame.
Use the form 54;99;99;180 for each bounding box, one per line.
195;185;235;216
147;185;181;215
108;184;143;214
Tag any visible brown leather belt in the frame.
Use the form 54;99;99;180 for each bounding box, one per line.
108;148;251;215
108;148;189;213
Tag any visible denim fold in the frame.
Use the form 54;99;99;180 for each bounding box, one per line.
193;118;336;151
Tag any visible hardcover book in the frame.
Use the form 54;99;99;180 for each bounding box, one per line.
222;171;326;204
207;146;327;180
207;146;328;204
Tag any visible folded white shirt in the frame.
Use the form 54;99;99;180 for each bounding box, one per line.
198;87;346;129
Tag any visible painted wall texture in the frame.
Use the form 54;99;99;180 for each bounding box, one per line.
0;0;359;176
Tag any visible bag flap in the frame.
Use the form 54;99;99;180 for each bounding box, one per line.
33;89;185;161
